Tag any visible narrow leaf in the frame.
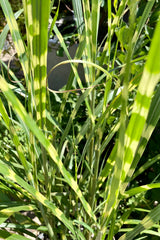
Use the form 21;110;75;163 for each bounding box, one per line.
119;204;160;240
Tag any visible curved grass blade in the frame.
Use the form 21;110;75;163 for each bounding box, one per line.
47;59;111;78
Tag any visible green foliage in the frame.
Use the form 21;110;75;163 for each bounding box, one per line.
0;0;160;239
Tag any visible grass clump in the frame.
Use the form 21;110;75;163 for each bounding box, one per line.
0;0;160;239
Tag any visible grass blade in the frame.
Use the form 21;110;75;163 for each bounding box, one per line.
122;15;160;183
0;205;36;224
0;0;29;83
0;230;30;240
124;183;160;198
0;9;23;55
119;204;160;240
